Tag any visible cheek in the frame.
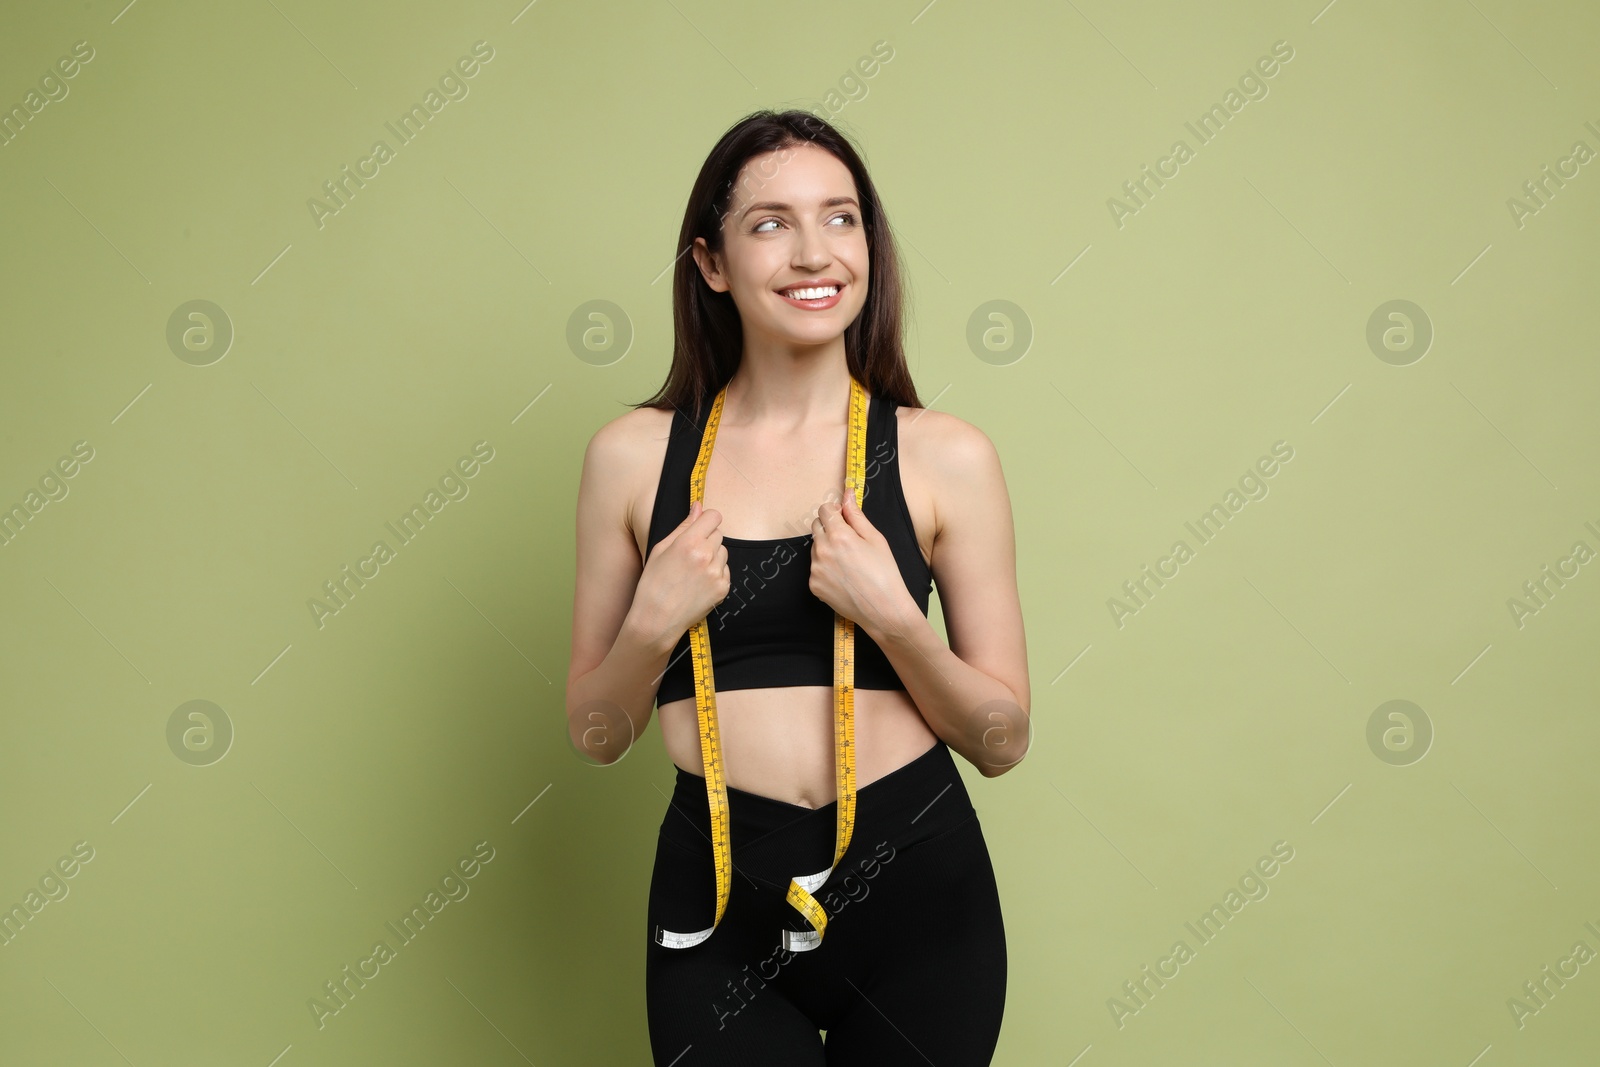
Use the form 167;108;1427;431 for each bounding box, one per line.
730;270;773;311
849;276;870;311
845;246;870;293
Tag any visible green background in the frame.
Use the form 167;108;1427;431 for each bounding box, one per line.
3;0;1598;1063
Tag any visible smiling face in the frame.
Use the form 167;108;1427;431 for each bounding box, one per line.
692;142;870;351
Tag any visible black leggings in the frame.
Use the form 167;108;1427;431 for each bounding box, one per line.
644;738;1007;1066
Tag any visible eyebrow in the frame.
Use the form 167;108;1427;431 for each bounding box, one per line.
738;196;859;221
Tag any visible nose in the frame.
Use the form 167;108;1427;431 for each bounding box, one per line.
793;219;832;269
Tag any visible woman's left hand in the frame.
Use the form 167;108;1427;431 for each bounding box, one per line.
808;489;914;639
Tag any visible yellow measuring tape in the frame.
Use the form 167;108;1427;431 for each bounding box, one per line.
655;375;868;952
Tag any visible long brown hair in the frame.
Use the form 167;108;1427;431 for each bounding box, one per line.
631;110;920;417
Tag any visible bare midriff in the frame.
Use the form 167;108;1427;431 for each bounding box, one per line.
657;686;939;809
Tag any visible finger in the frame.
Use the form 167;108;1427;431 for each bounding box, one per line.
655;500;699;549
690;506;723;540
838;490;874;533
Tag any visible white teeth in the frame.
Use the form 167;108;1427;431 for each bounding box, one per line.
781;286;839;300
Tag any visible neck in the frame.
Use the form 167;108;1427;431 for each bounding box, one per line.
722;336;855;428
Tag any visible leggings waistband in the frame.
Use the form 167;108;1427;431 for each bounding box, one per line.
658;738;974;890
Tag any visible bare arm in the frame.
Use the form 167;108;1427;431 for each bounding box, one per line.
565;415;676;765
566;411;731;763
861;414;1031;777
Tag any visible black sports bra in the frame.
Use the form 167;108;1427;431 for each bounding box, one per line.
645;389;934;707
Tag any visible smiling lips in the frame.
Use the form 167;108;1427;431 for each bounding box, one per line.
775;282;845;310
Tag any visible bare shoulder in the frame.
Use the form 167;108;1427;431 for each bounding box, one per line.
892;403;1007;554
894;404;996;466
586;403;673;461
582;404;675;558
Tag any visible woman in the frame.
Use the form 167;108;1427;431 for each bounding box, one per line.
566;109;1029;1065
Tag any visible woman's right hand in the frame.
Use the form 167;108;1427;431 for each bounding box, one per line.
630;501;730;646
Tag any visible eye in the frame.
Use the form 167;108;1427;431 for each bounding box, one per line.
751;213;856;234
